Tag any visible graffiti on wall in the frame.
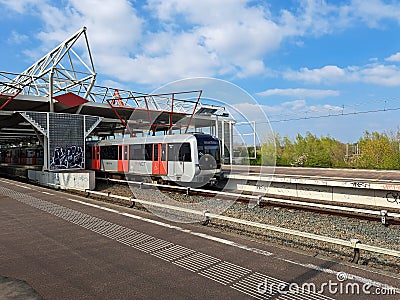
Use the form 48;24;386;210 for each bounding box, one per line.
351;182;370;189
383;184;400;191
50;145;84;170
386;192;400;204
386;192;400;205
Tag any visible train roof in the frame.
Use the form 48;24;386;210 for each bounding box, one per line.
90;133;218;146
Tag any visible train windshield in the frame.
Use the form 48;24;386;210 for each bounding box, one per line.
195;135;221;165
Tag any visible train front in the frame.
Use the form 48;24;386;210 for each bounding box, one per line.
194;134;222;186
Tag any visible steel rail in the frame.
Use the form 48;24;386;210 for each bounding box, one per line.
32;178;400;262
95;177;400;221
85;189;400;262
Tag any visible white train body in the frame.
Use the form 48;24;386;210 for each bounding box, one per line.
86;133;222;185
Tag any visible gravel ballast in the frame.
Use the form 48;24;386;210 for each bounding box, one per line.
95;181;400;273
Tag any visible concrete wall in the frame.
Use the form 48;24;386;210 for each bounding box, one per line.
28;170;95;191
228;179;400;210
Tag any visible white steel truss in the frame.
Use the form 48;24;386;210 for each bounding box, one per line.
0;27;96;110
0;27;227;117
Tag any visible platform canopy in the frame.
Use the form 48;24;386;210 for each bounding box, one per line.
0;27;234;153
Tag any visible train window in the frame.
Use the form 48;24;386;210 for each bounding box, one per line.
130;144;144;160
145;144;152;161
168;144;178;161
118;145;123;160
196;135;221;164
124;145;128;160
153;144;159;161
179;143;191;162
86;146;92;159
27;149;35;158
100;145;118;160
167;143;191;162
161;144;167;161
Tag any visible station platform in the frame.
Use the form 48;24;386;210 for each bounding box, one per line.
223;166;400;210
1;177;399;299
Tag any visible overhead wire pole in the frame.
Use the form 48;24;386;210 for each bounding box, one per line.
234;121;257;160
253;121;256;159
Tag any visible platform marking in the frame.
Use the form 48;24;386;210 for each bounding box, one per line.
173;252;221;273
11;183;33;190
0;184;335;300
1;178;398;293
117;232;154;247
133;239;174;253
41;191;54;195
2;179;399;296
232;272;287;300
151;245;196;262
199;261;251;285
62;196;400;292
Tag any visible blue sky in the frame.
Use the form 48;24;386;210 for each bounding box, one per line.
0;0;400;143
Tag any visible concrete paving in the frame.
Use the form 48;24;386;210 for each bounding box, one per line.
1;177;399;299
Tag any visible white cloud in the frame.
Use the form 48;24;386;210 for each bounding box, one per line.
283;63;400;87
358;64;400;86
283;65;347;83
232;102;275;122
287;0;400;34
8;0;284;84
33;0;143;55
284;0;349;35
308;104;343;113
0;0;38;14
7;31;28;44
270;102;343;118
95;32;220;85
145;0;284;79
233;100;343;123
282;99;307;110
2;0;400;86
386;52;400;62
349;0;400;28
257;88;340;98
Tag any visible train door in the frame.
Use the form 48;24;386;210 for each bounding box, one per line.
21;149;27;165
118;144;129;172
92;146;100;170
152;143;167;175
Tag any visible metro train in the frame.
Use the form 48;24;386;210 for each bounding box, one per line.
0;133;223;186
0;147;44;165
87;133;222;185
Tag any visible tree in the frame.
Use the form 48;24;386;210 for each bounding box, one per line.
246;129;399;170
354;131;400;169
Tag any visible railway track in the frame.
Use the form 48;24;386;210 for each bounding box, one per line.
2;174;399;272
87;177;400;272
96;177;400;226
